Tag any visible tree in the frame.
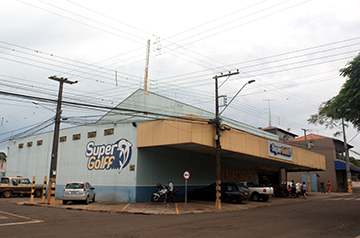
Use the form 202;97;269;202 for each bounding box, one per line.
350;156;360;167
0;152;6;163
308;53;360;131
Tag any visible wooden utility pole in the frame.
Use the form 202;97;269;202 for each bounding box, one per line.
213;71;239;209
47;76;77;205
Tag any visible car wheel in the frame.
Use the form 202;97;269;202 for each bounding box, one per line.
85;196;90;204
262;196;269;202
151;194;160;202
223;196;231;203
3;190;12;198
34;189;42;197
92;194;95;203
62;200;68;205
252;193;260;202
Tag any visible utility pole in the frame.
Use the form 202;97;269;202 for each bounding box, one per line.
213;71;255;209
301;128;310;147
47;76;77;205
342;118;353;193
144;39;150;95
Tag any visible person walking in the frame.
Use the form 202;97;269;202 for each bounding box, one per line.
291;180;298;198
302;182;307;199
320;180;325;193
327;181;332;193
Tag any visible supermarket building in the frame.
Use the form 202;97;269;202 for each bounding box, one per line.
6;89;325;202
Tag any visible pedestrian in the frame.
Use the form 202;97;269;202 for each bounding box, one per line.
296;181;301;194
327;181;332;193
164;179;173;203
320;180;325;193
302;182;307;199
291;180;297;198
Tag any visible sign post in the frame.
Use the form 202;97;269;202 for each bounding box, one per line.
183;170;190;211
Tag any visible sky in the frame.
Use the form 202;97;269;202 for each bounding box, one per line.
0;0;359;159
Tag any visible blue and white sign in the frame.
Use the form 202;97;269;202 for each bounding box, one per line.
85;139;133;173
268;140;293;161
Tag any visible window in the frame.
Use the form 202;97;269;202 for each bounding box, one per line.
19;143;24;149
88;131;96;138
21;179;30;185
37;140;43;146
60;136;67;142
12;179;20;186
73;134;81;140
1;178;9;184
27;142;33;147
104;128;114;136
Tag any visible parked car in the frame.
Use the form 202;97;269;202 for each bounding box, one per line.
62;182;95;205
237;181;274;202
190;182;250;203
0;176;43;198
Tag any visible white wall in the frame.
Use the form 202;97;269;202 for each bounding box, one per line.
7;122;139;202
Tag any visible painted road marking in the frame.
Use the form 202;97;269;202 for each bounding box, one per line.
122;203;130;212
0;220;42;227
324;197;360;201
175;203;179;215
0;210;44;227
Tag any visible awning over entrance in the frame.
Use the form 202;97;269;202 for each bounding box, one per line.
137;116;326;172
334;160;360;173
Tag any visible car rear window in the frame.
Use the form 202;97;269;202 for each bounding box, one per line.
66;183;84;189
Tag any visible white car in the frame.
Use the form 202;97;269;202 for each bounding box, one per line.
62;182;95;205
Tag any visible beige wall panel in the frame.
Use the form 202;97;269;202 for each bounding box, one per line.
191;124;215;147
137;119;325;171
291;146;325;170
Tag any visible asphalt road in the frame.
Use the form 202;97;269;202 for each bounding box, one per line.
0;194;360;238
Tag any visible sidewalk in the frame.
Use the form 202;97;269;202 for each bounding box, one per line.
1;192;352;215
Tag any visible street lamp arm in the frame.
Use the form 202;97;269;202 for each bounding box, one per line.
219;80;255;116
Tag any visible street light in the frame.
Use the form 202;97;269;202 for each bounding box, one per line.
219;79;255;115
214;73;255;209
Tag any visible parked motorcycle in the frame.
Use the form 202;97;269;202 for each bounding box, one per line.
151;183;180;202
274;185;297;198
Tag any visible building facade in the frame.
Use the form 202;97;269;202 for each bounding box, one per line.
287;134;360;192
6;89;326;202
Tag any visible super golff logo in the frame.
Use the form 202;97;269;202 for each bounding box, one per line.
85;139;133;173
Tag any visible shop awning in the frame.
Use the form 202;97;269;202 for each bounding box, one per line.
334;160;360;173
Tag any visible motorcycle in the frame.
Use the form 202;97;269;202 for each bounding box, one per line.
151;183;180;202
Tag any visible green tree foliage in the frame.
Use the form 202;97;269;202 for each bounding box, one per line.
0;152;6;162
350;157;360;167
308;53;360;131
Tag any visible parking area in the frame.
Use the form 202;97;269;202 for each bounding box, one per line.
0;192;353;215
